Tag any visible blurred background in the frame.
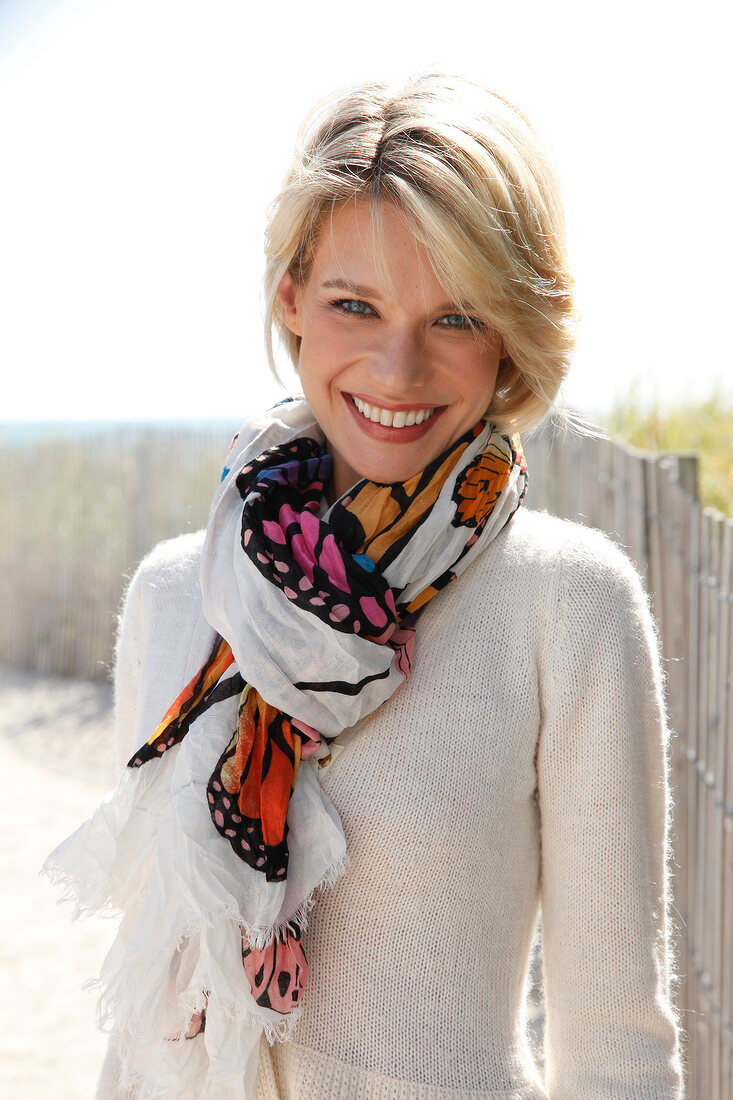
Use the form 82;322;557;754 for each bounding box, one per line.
2;0;732;422
1;0;731;1096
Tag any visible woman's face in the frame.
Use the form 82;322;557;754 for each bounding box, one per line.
277;199;503;502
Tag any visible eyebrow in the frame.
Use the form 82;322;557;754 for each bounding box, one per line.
320;278;383;300
319;277;468;317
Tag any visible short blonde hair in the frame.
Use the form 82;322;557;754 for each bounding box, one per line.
263;74;576;433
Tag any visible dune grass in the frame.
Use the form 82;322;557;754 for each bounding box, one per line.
604;387;733;516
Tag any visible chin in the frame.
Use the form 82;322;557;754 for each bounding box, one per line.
357;458;424;486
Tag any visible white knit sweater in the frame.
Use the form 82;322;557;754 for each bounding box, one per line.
96;507;683;1099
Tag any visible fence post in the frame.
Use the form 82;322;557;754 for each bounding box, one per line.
675;454;700;501
612;444;628;548
693;508;718;1100
685;498;701;1087
706;513;724;1095
624;447;650;584
645;457;665;626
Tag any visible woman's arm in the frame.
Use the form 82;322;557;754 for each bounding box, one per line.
537;528;684;1098
112;563;146;776
111;531;210;774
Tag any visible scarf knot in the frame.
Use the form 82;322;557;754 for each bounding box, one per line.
237;437;397;641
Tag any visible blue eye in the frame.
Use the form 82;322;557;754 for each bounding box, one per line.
440;313;476;330
330;298;375;316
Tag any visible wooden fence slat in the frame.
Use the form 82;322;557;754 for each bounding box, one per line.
717;521;733;1096
669;460;693;1079
601;437;617;538
695;510;713;1100
706;513;723;1096
625;449;650;582
645;456;665;631
613;444;628;548
685;498;702;1085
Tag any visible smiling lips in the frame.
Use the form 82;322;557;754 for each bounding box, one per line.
351;395;437;429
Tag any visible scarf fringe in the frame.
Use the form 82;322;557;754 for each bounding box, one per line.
107;1010;266;1100
91;974;305;1047
77;847;348;1023
246;851;350;951
65;855;349;1100
51;838;348;1052
43;730;349;1097
109;1002;276;1100
40;857;128;921
81;850;349;1022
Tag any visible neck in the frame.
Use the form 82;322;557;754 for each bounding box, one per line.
325;445;360;505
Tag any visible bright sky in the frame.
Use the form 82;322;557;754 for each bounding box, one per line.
1;0;730;422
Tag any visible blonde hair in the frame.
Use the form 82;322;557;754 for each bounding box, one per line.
263;73;576;433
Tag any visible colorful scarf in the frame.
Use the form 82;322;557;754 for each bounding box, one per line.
44;396;527;1098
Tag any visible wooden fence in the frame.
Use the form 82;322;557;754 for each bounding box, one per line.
0;423;238;679
2;420;731;1095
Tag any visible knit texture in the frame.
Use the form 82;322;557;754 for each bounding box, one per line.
98;508;683;1099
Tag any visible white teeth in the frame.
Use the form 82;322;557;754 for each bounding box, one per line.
351;395;434;429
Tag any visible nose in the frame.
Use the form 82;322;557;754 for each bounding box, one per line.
370;323;430;395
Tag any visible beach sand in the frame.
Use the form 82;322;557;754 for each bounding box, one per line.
0;664;118;1099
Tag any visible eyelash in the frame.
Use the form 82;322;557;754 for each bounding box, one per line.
329;298;375;317
328;298;484;331
438;314;484;331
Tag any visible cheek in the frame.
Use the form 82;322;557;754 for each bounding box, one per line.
299;317;354;380
463;353;501;411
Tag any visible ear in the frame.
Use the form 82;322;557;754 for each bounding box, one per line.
277;271;303;338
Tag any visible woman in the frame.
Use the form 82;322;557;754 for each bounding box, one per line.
46;75;683;1098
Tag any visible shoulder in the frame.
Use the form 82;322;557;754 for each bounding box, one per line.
118;530;208;662
500;507;647;605
504;512;661;699
114;531;211;765
469;506;646;614
426;509;652;683
487;509;657;671
501;506;634;569
130;529;206;597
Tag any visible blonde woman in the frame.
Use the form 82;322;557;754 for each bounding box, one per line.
47;74;684;1098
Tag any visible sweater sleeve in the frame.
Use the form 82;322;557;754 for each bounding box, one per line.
112;564;146;776
111;531;210;775
537;529;683;1098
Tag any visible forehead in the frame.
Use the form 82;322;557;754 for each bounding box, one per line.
310;199;442;298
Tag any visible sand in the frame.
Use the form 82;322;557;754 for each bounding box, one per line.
0;664;118;1099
